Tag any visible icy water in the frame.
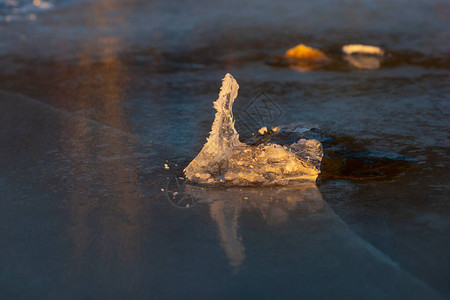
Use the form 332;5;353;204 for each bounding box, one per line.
0;0;449;299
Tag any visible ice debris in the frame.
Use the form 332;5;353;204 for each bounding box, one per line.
258;127;268;135
184;74;323;186
342;44;385;56
342;44;385;69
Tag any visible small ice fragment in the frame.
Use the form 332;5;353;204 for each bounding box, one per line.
342;44;385;56
342;44;385;69
258;127;268;135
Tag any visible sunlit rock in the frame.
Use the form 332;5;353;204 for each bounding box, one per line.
284;44;331;72
266;44;331;71
184;74;323;185
286;44;329;60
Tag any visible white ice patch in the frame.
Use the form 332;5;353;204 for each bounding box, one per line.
342;44;385;69
342;44;385;56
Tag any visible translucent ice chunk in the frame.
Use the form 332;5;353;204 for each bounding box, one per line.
184;74;323;185
342;44;385;69
342;44;385;56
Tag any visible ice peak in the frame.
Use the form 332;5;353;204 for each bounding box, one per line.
184;74;323;186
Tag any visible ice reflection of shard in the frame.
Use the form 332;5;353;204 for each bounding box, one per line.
189;184;326;267
344;55;382;70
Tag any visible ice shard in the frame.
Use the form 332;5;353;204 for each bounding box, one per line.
184;74;323;185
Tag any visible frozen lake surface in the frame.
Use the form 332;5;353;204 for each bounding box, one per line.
0;0;449;299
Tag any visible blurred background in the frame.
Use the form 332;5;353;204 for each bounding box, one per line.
0;0;449;299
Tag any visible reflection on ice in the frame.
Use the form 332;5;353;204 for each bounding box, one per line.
165;181;444;300
344;55;383;70
188;183;326;267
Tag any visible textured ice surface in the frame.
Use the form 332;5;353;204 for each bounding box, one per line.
184;74;323;185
